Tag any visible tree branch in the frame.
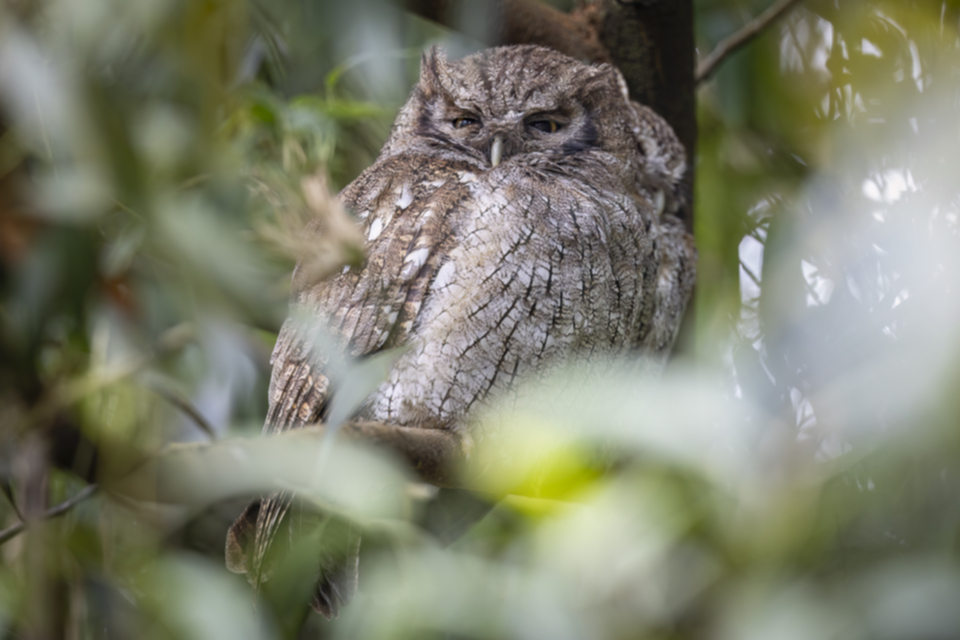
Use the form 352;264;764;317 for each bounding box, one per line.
114;418;608;512
0;484;98;545
24;322;196;434
114;422;469;510
405;0;608;63
697;0;806;84
1;480;24;521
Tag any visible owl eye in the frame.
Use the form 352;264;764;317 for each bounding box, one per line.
527;119;560;134
452;117;479;129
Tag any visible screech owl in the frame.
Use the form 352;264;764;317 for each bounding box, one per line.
226;44;696;618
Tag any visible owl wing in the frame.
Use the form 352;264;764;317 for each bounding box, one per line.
268;155;467;432
226;155;469;615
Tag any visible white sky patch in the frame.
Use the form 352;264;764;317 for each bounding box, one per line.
892;288;910;309
842;84;867;119
815;435;853;462
861;38;882;57
790;387;818;431
721;342;744;400
802;259;835;306
847;274;862;302
780;22;805;73
747;199;773;222
0;29;74;153
862;169;919;204
810;18;834;76
909;40;924;92
780;14;834;78
758;353;777;385
863;179;883;202
739;234;764;303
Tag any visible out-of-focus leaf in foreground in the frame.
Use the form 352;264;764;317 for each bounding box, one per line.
3;0;960;639
115;428;412;522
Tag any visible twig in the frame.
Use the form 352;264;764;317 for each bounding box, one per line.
145;379;217;441
696;0;806;84
406;0;608;63
23;322;196;432
1;480;24;521
0;484;99;545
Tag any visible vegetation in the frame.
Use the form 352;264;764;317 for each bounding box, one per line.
1;0;959;638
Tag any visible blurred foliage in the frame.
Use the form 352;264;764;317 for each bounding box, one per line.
2;0;960;638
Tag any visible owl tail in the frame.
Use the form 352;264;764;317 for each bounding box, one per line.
225;495;361;620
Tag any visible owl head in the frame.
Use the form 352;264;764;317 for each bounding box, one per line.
381;45;685;194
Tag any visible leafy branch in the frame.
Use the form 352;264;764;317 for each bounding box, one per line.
697;0;806;83
0;485;99;546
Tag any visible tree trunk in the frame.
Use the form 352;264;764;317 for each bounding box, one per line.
596;1;695;230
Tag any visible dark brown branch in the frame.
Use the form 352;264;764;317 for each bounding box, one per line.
116;418;601;508
24;322;196;433
114;423;469;512
496;0;608;63
1;480;24;521
405;0;608;63
0;484;98;545
697;0;805;84
344;420;467;487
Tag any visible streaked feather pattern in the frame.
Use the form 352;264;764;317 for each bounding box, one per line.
227;45;696;619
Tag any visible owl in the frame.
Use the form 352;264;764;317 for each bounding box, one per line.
226;45;696;618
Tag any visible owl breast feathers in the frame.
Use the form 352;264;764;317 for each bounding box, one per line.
274;44;697;434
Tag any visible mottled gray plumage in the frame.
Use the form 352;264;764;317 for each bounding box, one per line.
226;45;696;618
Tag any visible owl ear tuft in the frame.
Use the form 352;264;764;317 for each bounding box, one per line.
419;46;451;101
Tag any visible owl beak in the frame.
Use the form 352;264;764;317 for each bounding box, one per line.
490;136;504;168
